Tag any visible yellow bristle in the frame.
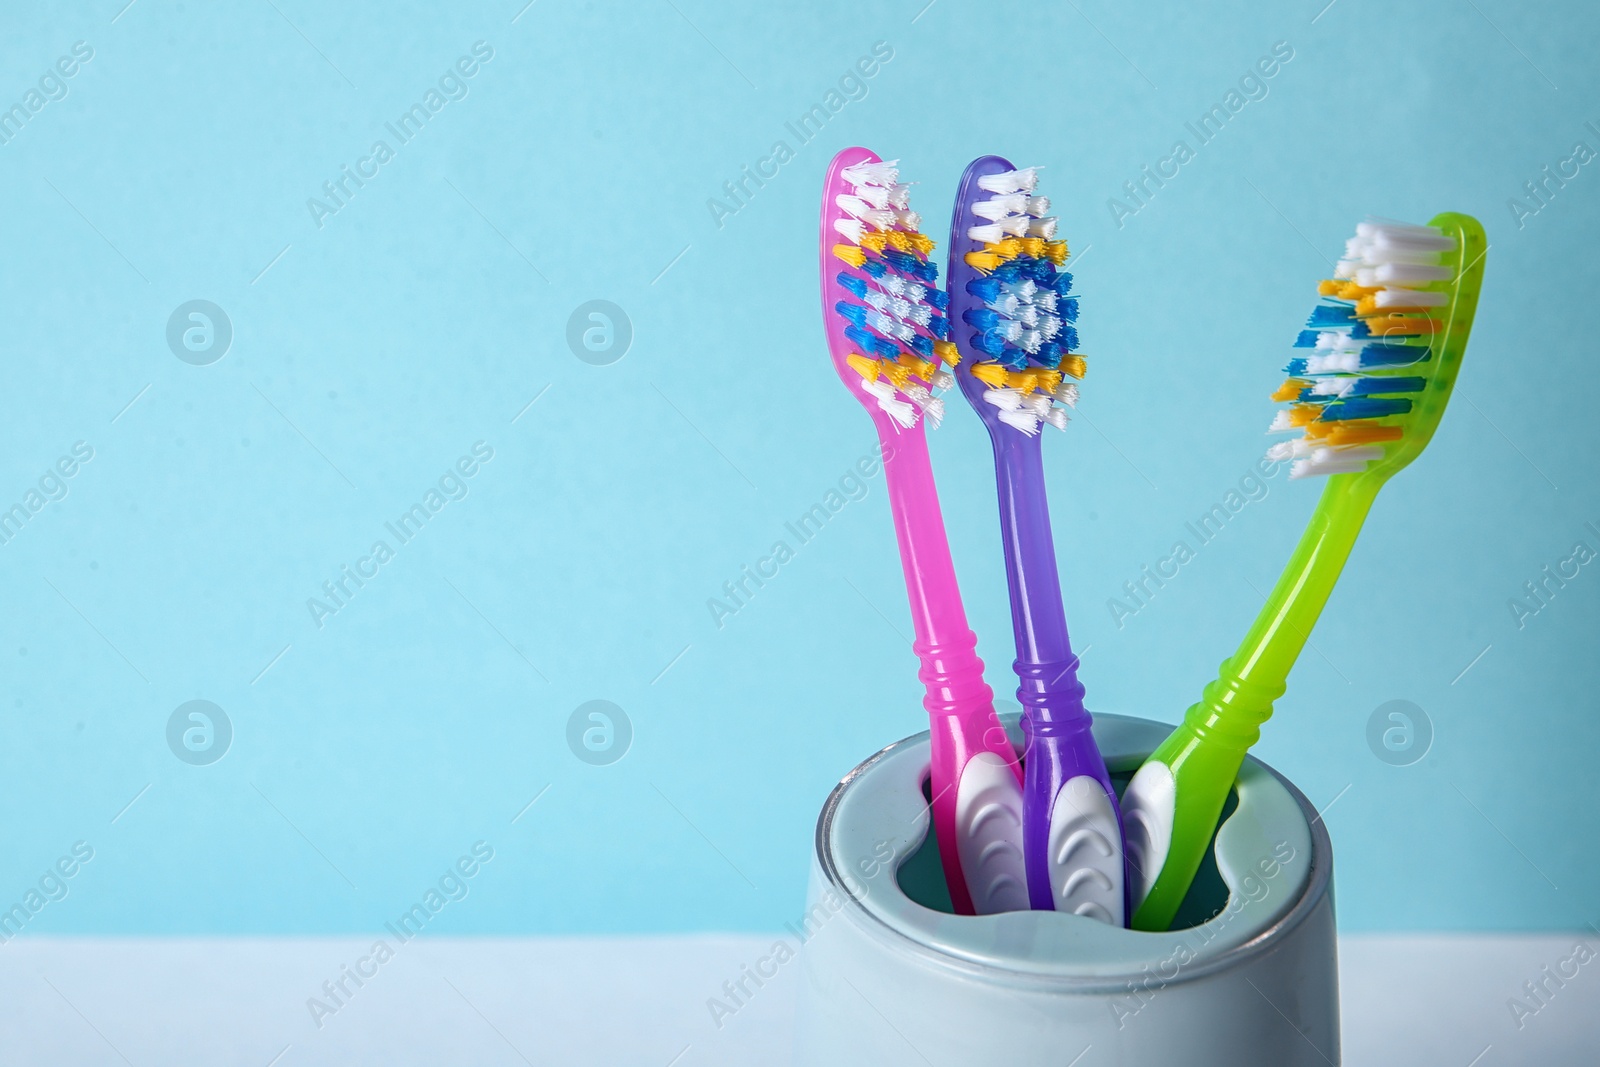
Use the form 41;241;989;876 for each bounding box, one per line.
832;244;866;268
860;232;888;253
1034;369;1063;394
905;232;935;255
1363;314;1440;336
898;354;934;381
1272;378;1310;402
1044;241;1069;264
882;362;912;390
1058;354;1086;379
1319;280;1379;301
1287;404;1321;427
972;363;1010;388
988;239;1024;261
1309;421;1404;445
845;353;881;382
885;231;914;252
965;251;1002;274
1019;238;1047;258
933;340;960;365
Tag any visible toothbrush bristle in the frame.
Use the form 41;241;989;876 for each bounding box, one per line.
955;166;1080;436
827;157;956;429
1269;217;1460;479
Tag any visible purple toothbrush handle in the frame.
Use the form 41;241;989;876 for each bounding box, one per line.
993;435;1124;915
947;154;1127;922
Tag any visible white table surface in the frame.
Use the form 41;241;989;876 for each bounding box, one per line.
0;934;1594;1065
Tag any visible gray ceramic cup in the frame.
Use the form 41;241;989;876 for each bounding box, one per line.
792;713;1339;1066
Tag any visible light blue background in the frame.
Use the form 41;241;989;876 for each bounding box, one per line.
1;0;1594;938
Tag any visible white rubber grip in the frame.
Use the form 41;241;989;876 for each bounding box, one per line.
953;752;1028;914
1120;760;1177;914
1046;775;1125;925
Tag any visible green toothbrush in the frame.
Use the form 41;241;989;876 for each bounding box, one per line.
1121;212;1487;932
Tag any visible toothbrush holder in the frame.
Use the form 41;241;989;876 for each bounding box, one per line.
792;712;1339;1066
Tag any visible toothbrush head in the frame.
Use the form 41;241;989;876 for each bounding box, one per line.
1266;213;1487;480
947;156;1081;438
819;147;958;431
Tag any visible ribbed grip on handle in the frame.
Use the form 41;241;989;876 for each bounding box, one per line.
914;629;997;721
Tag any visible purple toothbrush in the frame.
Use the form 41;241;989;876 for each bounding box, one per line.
946;155;1126;923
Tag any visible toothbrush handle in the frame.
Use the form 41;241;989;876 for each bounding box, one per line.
1129;473;1379;930
994;432;1125;921
879;424;1026;917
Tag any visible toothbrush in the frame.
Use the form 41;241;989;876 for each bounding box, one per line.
1120;213;1487;931
946;157;1125;924
820;147;1027;916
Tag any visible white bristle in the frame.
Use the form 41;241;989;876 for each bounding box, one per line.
1316;444;1385;465
988;294;1020;316
880;275;907;297
1267;411;1297;433
1023;395;1051;416
968;222;1008;244
998;409;1042;435
1265;439;1311;461
850;186;891;210
1002;279;1037;301
895;209;922;229
982;387;1024;411
833;218;865;245
972;194;1029;221
932;370;954;390
841;159;900;187
1017;330;1043;354
886;184;912;209
836;194;873;218
1025;196;1050;217
879;396;918;428
1016;306;1039;328
999;215;1032;237
902;384;932;406
1043;408;1070;431
1027;217;1059;239
1373;288;1448;308
1308;378;1356;397
1034;291;1058;313
1356;263;1452;286
977;167;1040;195
902;302;932;327
1053;382;1079;406
864;291;890;313
922;396;944;429
1038;315;1061;340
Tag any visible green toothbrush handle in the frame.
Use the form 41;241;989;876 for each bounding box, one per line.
1129;474;1379;930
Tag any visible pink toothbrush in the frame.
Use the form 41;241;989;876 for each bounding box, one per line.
819;146;1027;916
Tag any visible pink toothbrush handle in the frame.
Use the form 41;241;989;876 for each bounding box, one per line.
881;427;1026;916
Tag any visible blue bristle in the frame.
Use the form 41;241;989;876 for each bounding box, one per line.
1052;272;1073;296
884;250;937;283
963;308;1003;331
908;335;933;358
1035;341;1062;365
1060;297;1080;323
844;324;897;360
1293;330;1320;348
967;277;1003;302
991;261;1025;282
1321;397;1413;421
837;273;868;299
998;347;1030;371
929;314;949;340
861;259;886;278
926;288;949;311
1061;326;1080;352
1350;322;1372;338
1351;375;1426;395
1285;358;1309;375
835;302;868;328
1307;304;1356;327
1360;343;1431;368
971;330;1007;358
